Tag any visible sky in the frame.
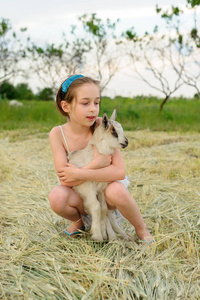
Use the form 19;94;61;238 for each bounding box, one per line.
1;0;199;98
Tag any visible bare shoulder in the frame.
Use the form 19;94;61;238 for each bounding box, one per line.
49;126;64;144
49;126;63;149
49;126;60;137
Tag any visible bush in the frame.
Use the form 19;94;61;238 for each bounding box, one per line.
37;87;54;101
0;81;35;100
15;83;34;100
0;81;17;99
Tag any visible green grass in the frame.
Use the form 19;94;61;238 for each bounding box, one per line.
0;100;65;131
100;96;200;132
0;97;200;132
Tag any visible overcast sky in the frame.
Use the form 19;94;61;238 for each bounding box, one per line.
2;0;188;44
1;0;199;97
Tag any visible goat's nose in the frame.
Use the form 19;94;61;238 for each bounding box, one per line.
121;137;128;148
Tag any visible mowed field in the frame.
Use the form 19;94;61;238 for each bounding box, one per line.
0;128;199;299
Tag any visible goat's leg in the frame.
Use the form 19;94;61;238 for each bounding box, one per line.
83;193;103;241
74;183;103;241
97;192;108;240
107;210;132;241
106;216;117;240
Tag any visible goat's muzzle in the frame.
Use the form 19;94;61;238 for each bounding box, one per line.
120;137;128;149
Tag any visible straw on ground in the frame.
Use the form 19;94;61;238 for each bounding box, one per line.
0;129;199;299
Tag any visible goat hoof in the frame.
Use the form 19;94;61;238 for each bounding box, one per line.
102;230;108;240
91;234;104;242
108;233;117;241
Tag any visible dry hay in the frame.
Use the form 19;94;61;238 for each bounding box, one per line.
0;129;199;299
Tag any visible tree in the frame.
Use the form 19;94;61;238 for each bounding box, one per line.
187;0;200;8
79;14;120;92
15;83;34;100
124;1;200;109
0;18;30;84
123;27;185;110
37;87;54;101
156;2;200;99
0;81;35;100
30;29;91;94
0;81;17;99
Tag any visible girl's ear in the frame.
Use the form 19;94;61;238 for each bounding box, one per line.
61;101;70;113
102;113;109;129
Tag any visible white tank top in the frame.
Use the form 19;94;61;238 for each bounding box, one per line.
59;125;70;154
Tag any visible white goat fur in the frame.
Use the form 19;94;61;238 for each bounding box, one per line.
68;110;131;241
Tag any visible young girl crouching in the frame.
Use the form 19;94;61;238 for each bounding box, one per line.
49;75;154;243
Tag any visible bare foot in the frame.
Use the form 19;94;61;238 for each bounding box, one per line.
135;224;154;243
66;218;84;234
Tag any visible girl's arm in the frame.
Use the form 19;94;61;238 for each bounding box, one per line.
58;148;126;185
82;148;125;181
49;126;74;186
49;126;112;187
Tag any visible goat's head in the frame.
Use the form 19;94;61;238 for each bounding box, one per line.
101;110;128;149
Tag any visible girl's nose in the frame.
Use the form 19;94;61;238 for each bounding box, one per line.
89;103;95;112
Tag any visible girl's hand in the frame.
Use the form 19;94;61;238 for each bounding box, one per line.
57;146;112;183
92;145;112;169
57;163;80;183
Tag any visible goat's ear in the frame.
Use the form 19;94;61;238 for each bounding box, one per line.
110;109;116;121
102;113;109;129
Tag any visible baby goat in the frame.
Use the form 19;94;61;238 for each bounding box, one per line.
68;110;130;241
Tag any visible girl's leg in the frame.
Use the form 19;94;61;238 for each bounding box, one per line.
49;185;85;234
105;182;153;241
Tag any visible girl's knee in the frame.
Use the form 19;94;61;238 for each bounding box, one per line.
105;182;129;206
49;185;70;212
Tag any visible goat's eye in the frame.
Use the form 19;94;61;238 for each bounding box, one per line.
111;128;118;138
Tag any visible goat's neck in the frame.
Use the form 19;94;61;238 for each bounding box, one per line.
90;127;115;155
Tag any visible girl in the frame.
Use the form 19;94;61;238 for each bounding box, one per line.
49;75;154;243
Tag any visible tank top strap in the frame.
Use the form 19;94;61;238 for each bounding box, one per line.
59;125;70;154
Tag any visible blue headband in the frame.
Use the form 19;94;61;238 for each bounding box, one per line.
61;75;84;93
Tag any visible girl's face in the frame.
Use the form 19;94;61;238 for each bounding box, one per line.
66;83;100;127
